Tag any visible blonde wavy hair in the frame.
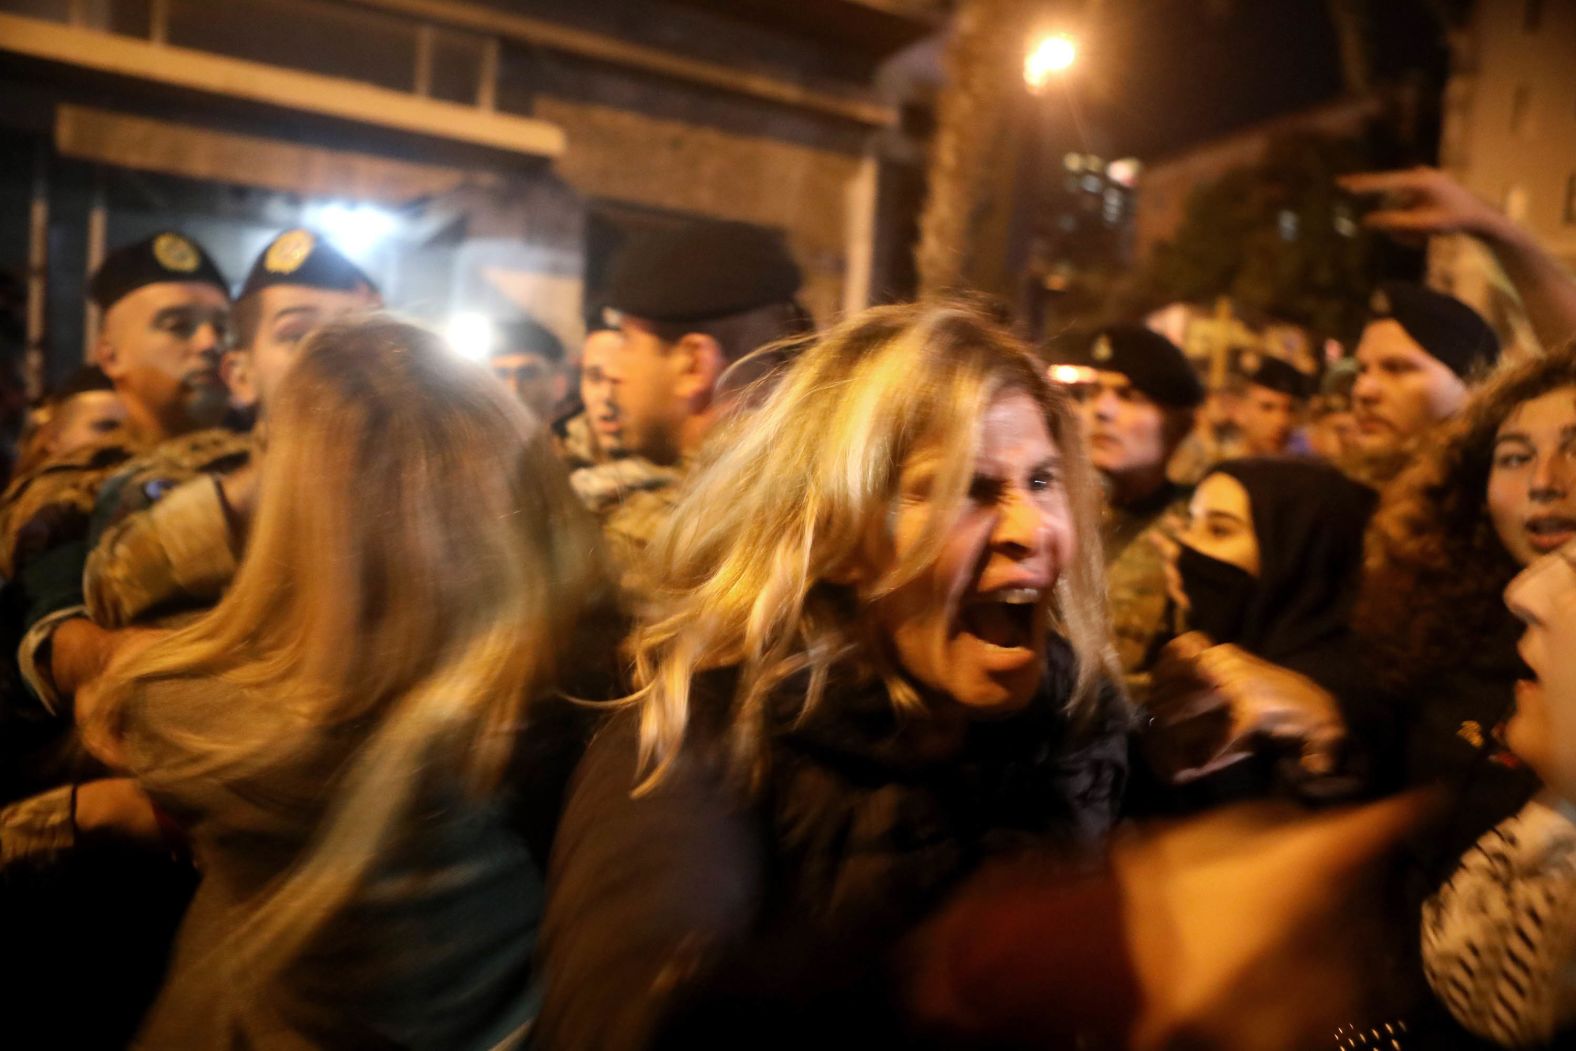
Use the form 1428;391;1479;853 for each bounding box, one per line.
86;315;611;996
628;302;1116;792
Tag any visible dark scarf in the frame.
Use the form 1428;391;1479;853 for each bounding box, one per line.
1179;457;1376;668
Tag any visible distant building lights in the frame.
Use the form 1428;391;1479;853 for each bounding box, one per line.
1106;158;1142;187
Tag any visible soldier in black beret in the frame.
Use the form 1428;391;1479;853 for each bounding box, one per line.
1351;281;1499;478
0;232;247;758
1048;325;1203;690
490;315;567;423
63;229;383;645
229;229;380;413
1236;354;1311;457
575;220;813;563
89;231;231;444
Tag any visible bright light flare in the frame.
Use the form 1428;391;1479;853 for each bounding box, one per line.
302;201;398;259
1048;364;1096;387
445;312;494;361
1025;33;1077;90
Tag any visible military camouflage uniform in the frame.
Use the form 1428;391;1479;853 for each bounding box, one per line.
570;456;686;574
0;429;250;712
1103;483;1189;703
84;472;239;629
554;411;606;474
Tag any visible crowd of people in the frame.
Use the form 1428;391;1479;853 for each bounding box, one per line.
0;165;1574;1050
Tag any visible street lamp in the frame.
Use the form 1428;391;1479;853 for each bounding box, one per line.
1024;32;1077;92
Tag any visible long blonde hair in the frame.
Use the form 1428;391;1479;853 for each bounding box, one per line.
628;302;1115;792
88;315;611;992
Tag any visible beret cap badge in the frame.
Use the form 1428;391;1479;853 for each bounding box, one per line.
265;229;316;275
153;233;201;274
1092;335;1113;362
1370;289;1391;315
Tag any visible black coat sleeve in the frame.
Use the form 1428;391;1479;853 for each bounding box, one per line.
531;713;767;1051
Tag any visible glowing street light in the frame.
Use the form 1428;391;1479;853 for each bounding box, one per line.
1025;33;1077;91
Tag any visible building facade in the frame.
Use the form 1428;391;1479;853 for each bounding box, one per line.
0;0;943;390
1431;0;1576;350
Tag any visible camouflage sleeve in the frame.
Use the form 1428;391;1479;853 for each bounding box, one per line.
0;783;75;872
87;428;250;546
17;604;90;716
0;442;134;581
85;475;238;629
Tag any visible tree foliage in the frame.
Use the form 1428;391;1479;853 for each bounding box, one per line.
1146;133;1382;341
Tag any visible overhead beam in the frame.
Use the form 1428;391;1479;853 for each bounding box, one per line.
55;104;494;203
0;13;566;158
342;0;898;127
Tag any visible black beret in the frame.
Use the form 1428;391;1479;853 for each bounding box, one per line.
1366;281;1499;378
607;221;802;325
1059;325;1204;409
1245;355;1310;399
239;229;377;300
494;316;565;364
89;232;229;311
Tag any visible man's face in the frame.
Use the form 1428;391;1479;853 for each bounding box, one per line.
491;351;563;421
1076;370;1168;483
1309;409;1357;463
97;282;231;436
1351;320;1468;455
580;329;624;453
1236;384;1298;455
246;285;379;410
48;390;127;456
607;317;689;464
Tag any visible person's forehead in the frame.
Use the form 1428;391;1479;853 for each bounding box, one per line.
112;280;229;319
1092;369;1134;388
1498;386;1576;433
1248;383;1294;404
978;391;1057;451
1357;319;1432;365
1193;472;1250;516
582;330;623;364
258;283;371;323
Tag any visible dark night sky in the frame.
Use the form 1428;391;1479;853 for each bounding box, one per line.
1075;0;1453;160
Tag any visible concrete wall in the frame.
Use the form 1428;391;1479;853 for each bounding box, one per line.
537;95;866;324
1432;0;1576;348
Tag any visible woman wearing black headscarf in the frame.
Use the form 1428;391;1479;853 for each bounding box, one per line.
1139;457;1378;803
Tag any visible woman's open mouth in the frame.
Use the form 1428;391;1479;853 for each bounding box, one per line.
1525;515;1576;554
958;587;1041;650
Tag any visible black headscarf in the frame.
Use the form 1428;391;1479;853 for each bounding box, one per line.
1182;457;1377;668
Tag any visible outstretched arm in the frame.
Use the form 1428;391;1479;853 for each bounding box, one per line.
1341;167;1576;352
